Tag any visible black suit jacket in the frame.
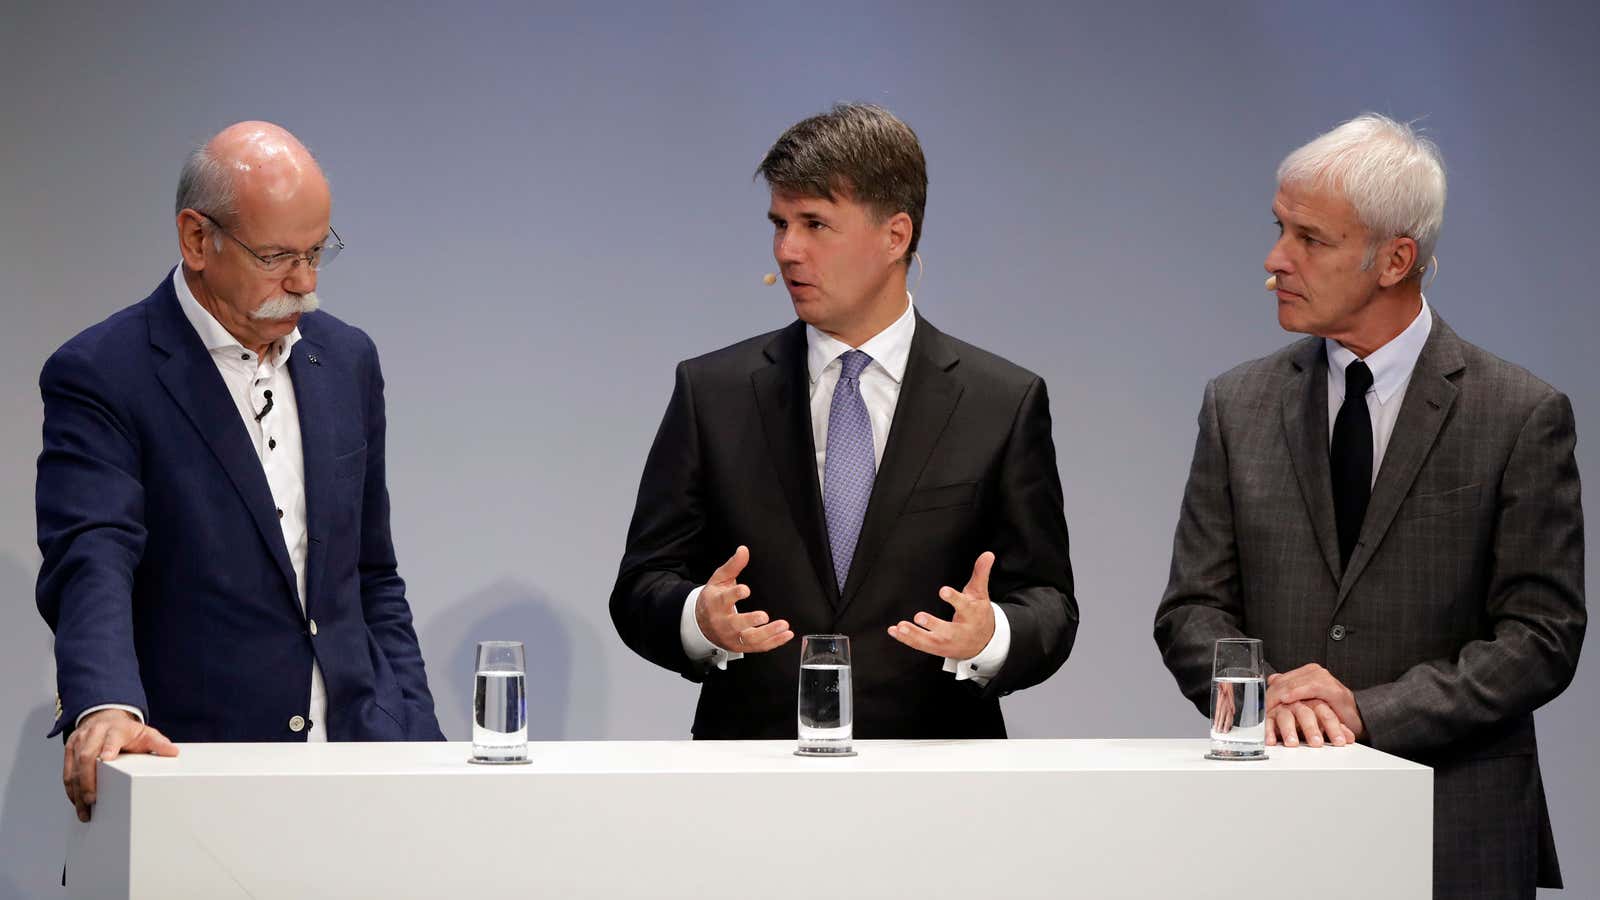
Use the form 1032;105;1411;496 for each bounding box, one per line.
611;313;1077;739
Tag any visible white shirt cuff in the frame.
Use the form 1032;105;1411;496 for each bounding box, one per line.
942;603;1011;685
679;586;743;670
77;704;145;728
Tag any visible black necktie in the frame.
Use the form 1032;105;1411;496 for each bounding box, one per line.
1330;359;1374;570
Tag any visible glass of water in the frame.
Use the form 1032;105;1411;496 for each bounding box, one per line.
796;634;854;757
1206;637;1266;761
470;640;528;765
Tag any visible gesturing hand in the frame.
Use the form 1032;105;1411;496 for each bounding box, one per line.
888;551;998;661
695;545;793;654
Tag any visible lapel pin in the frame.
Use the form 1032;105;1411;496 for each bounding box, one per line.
307;354;320;366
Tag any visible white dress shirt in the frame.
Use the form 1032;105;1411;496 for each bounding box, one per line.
80;267;328;741
678;296;1012;684
1325;297;1434;483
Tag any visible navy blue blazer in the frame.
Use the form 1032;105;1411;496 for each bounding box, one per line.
36;272;444;742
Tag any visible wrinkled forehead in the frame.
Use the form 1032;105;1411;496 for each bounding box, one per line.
1273;180;1361;231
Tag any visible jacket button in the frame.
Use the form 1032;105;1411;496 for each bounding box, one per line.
1329;624;1347;641
308;618;318;636
289;715;306;733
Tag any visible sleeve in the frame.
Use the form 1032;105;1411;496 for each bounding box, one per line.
1353;390;1586;755
355;333;445;740
610;361;721;681
35;346;150;737
976;376;1079;698
1152;379;1258;717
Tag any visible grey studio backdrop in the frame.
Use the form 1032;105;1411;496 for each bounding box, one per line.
1;1;1596;896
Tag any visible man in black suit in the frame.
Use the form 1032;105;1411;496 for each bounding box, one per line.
611;103;1077;739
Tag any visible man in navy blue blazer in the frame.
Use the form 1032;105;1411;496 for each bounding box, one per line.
36;121;443;822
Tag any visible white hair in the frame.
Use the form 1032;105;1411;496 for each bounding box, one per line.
1277;113;1446;275
251;291;321;320
175;145;238;251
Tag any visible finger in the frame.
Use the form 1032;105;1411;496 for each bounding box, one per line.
736;618;789;647
1293;702;1324;747
743;620;793;653
704;581;752;613
937;586;974;612
100;726;130;762
730;609;772;633
1274;707;1300;747
887;621;943;655
910;611;956;641
1277;683;1334;708
708;545;750;586
1264;715;1278;746
963;551;996;601
63;740;80;815
141;727;180;758
1311;702;1346;747
74;725;108;818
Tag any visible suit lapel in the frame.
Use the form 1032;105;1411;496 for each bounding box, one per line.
147;282;299;606
751;322;839;607
1334;316;1464;609
288;336;330;618
1281;338;1342;585
838;314;963;615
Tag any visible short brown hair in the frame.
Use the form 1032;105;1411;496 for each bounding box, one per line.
756;103;928;261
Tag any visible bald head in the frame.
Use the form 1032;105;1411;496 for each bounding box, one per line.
177;121;329;226
174;122;334;356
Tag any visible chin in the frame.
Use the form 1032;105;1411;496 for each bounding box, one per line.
1276;304;1313;336
791;298;827;326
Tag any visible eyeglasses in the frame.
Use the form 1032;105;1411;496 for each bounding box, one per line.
197;212;344;273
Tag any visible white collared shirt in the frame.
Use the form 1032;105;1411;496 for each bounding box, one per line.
678;296;1012;684
1325;297;1434;485
82;267;328;741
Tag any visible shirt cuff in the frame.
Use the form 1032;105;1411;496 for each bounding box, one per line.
77;704;145;728
679;586;743;670
943;603;1011;686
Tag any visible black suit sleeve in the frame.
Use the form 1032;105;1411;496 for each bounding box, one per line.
982;376;1079;697
610;362;713;681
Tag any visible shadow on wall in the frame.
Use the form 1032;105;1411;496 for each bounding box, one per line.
420;579;609;742
0;552;64;900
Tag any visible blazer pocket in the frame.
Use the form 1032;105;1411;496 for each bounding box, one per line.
904;480;979;514
1400;482;1481;519
332;443;368;481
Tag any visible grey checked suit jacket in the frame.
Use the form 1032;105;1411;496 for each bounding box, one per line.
1154;314;1584;899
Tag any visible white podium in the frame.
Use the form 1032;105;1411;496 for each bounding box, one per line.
68;739;1431;899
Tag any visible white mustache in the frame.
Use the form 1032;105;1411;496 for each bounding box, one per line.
251;291;321;320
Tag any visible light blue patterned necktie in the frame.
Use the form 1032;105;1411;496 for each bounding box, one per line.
824;350;876;590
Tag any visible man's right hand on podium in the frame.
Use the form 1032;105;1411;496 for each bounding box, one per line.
64;708;178;822
695;545;793;654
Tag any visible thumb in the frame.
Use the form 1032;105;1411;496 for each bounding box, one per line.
964;551;995;600
710;545;750;585
130;726;180;758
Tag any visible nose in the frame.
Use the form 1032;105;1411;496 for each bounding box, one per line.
1264;234;1292;277
774;229;805;267
283;259;318;296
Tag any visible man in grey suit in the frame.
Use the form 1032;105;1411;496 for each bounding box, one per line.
1154;113;1584;899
